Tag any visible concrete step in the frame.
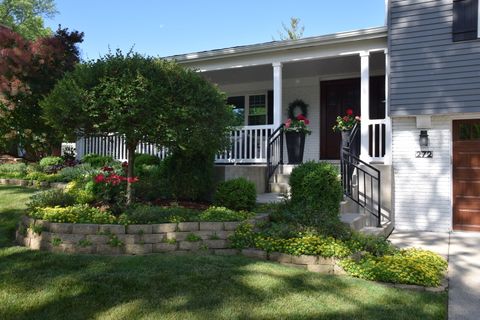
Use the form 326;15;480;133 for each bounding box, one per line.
340;197;359;214
272;173;290;184
277;165;298;175
359;221;394;237
340;213;368;231
269;182;290;194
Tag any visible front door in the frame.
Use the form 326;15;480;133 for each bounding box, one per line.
453;119;480;231
320;78;360;159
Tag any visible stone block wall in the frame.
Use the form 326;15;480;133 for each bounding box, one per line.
16;214;269;255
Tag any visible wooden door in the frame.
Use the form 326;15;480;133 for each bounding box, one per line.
320;79;360;159
453;119;480;231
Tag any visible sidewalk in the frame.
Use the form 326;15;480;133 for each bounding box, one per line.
388;231;480;320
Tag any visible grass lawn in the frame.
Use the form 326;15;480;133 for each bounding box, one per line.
0;185;447;320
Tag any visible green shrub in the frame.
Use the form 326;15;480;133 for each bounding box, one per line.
25;171;61;182
214;178;256;211
199;206;254;221
133;164;168;201
289;162;343;235
0;163;27;178
29;205;117;224
82;154;115;168
65;180;96;204
340;249;448;287
162;152;214;201
39;156;64;169
134;154;161;171
119;205;198;224
27;189;76;210
57;164;98;182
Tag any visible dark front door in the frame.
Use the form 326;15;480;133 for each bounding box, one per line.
453;119;480;231
320;78;360;159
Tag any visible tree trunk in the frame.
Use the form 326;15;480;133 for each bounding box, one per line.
126;142;137;206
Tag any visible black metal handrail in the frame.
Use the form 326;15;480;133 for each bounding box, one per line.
266;124;284;192
341;123;389;227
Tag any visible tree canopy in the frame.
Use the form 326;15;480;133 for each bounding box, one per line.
0;0;57;40
0;25;83;158
41;51;234;203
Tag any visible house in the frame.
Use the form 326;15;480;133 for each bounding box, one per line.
76;0;480;233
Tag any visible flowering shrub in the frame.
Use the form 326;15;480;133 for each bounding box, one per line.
92;166;138;213
332;108;360;132
283;114;312;134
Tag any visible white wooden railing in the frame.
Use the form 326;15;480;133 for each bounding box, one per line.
367;119;388;162
215;125;274;164
75;125;274;164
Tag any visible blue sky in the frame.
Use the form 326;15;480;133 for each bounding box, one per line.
45;0;386;60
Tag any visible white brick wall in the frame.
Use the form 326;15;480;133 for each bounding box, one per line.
392;116;452;232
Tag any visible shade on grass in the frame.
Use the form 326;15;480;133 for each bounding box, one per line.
0;186;447;320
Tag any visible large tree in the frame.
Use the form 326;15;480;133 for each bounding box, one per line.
0;25;83;158
41;51;234;204
0;0;57;40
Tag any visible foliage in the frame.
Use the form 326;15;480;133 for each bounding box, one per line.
27;188;75;210
276;17;305;40
134;153;161;170
56;163;97;182
214;178;256;211
39;156;63;169
0;25;83;158
340;249;448;287
0;163;27;178
0;0;57;40
289;161;344;236
64;180;96;204
29;204;117;224
161;152;214;201
24;171;60;182
186;233;201;242
198;206;254;222
118;204;198;225
42;50;234;204
81;154;115;168
332;108;360;132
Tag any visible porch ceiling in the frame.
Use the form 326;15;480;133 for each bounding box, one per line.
202;52;385;85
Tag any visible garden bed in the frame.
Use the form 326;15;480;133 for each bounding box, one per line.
0;178;67;189
16;214;268;255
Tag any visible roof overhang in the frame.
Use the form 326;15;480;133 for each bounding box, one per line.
165;26;387;66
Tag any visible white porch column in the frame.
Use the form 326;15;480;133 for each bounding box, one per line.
272;62;283;128
384;48;392;165
360;52;370;162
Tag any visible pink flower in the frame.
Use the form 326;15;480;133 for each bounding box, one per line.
285;118;292;128
355;116;361;121
296;114;310;125
346;109;353;116
127;176;139;183
343;116;350;122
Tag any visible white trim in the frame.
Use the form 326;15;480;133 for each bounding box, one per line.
273;62;283;128
384;48;392;165
360;51;370;162
478;0;480;39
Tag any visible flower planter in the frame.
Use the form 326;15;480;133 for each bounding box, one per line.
285;132;306;164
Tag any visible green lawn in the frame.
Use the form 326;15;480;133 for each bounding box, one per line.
0;185;447;320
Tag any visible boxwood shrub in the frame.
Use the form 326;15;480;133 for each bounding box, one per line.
39;156;64;169
27;189;76;210
82;154;115;168
214;178;256;211
289;162;343;235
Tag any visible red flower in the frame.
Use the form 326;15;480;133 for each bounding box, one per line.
346;109;353;116
296;114;310;125
102;166;114;172
94;174;105;183
343;116;350;122
127;176;139;183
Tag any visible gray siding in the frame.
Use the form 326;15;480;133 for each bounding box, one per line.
389;0;480;115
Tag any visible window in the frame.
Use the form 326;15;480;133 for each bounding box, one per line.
227;93;271;126
227;96;245;126
452;0;479;42
248;94;266;125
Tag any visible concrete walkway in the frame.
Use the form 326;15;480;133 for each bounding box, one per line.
389;231;480;320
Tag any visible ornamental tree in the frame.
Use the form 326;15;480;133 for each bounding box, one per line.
41;51;234;204
0;25;83;158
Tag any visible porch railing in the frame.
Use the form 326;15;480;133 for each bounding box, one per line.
341;123;390;227
215;125;274;164
367;119;387;161
266;124;284;191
